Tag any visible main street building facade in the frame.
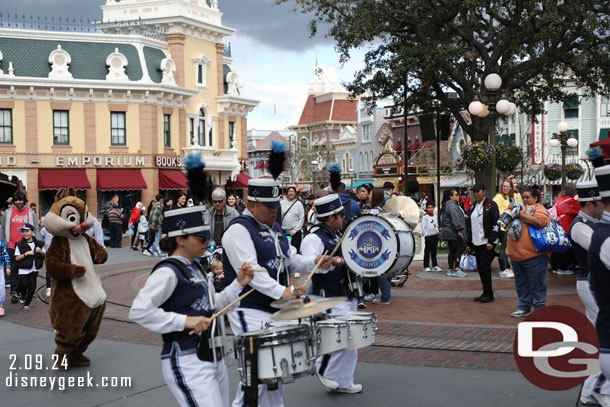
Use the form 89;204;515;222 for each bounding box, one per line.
0;0;258;215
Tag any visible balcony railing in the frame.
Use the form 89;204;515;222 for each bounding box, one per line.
182;146;240;173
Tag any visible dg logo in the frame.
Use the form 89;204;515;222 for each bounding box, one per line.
513;305;600;391
272;186;279;197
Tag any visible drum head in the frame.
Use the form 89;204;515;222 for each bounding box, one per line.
342;214;397;277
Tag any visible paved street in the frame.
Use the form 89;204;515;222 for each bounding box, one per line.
1;247;584;406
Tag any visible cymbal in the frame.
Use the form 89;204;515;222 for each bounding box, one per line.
271;295;324;309
270;296;347;320
382;196;420;229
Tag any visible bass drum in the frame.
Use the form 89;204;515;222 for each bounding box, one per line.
342;214;415;278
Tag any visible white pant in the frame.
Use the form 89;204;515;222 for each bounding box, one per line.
577;279;610;397
228;308;284;407
315;299;358;389
161;352;230;407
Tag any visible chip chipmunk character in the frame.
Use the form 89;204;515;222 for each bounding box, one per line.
44;187;108;367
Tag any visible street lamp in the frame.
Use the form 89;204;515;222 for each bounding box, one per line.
550;121;578;188
311;160;319;194
468;73;517;194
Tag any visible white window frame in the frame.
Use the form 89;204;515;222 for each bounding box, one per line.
192;54;213;91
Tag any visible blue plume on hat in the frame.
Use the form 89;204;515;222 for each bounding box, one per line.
183;153;211;203
268;141;286;180
587;147;606;168
329;162;341;192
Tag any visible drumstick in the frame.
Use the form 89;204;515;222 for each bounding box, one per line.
188;288;255;335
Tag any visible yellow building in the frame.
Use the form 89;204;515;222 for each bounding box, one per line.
0;0;258;216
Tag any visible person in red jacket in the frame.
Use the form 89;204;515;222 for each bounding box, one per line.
129;202;143;251
461;190;472;212
551;184;580;274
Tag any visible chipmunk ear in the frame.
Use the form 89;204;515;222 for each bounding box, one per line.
55;188;68;202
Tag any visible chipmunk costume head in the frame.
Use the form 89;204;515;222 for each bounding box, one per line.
45;187;108;367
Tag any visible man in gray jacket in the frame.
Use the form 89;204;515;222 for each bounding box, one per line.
0;191;39;300
206;188;239;245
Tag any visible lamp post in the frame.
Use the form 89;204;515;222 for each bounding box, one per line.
311;159;319;194
468;73;517;194
550;121;578;188
348;167;355;191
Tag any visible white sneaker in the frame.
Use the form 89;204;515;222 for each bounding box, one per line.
46;288;51;297
452;270;468;277
499;270;513;279
316;373;339;390
511;309;532;318
332;384;363;394
432;266;443;272
363;294;376;302
423;267;431;272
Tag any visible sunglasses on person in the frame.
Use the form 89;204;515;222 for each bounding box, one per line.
212;200;224;204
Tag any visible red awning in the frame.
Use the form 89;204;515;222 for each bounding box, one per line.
38;169;91;190
591;138;610;159
254;161;269;169
226;172;252;189
97;169;147;191
159;170;188;190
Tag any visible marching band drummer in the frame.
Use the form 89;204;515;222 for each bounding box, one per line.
300;193;363;394
570;180;606;405
129;206;255;407
222;178;333;407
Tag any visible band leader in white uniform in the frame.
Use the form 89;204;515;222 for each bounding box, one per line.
130;206;254;407
221;179;332;407
300;193;363;394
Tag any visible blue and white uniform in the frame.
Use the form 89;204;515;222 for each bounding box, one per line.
130;255;245;407
301;222;359;391
222;208;315;407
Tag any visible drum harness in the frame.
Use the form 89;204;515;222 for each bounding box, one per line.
151;258;229;366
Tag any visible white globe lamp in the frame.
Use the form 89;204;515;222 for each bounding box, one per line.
549;138;561;148
495;99;511;115
557;121;569;132
468;101;484;116
567;138;578;148
484;73;502;90
507;103;517;116
479;104;490;117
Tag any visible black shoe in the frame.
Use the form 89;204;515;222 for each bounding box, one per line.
479;296;495;303
358;302;366;309
473;295;484;302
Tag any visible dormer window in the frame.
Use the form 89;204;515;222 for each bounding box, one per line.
192;54;212;90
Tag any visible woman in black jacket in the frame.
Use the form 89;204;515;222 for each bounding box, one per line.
440;189;467;277
465;184;500;302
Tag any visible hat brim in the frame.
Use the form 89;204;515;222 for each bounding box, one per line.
18;227;34;232
192;230;212;239
262;200;281;208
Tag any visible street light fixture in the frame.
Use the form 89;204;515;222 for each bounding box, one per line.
468;73;517;194
551;121;578;188
311;160;319;194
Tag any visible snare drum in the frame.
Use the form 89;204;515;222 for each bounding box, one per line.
342;214;415;278
314;318;349;356
235;324;314;383
333;312;377;350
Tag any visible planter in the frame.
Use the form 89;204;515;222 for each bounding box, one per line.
462;143;495;172
543;164;562;181
566;163;584;180
495;144;522;173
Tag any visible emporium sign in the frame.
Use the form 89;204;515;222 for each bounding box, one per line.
0;154;149;168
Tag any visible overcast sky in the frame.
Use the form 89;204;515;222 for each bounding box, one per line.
1;0;365;130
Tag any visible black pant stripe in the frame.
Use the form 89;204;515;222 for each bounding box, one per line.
170;352;198;407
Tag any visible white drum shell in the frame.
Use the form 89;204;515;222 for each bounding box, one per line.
314;319;349;356
333;313;376;350
235;325;313;381
342;214;415;278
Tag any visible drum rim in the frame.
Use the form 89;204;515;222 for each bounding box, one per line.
237;324;310;340
342;213;414;277
316;319;348;328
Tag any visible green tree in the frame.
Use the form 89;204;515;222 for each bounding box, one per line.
278;0;610;183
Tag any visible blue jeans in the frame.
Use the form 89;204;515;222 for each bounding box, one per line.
378;277;391;302
0;270;5;306
153;228;162;253
512;255;550;311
